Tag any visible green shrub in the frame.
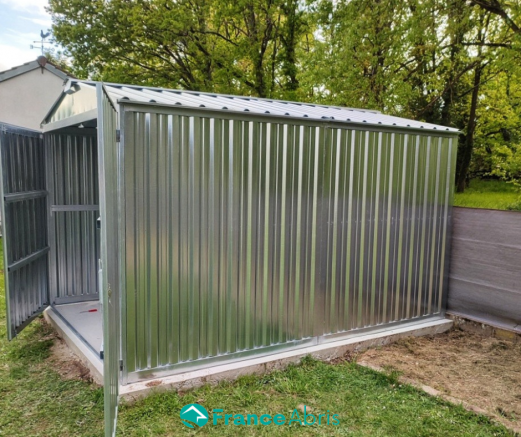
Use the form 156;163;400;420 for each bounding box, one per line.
506;199;521;211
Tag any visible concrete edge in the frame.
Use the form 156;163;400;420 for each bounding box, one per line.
43;307;104;385
120;317;453;402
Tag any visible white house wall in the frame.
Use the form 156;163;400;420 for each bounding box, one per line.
0;68;65;130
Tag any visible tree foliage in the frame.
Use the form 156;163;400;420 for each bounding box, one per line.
48;0;521;190
49;0;309;98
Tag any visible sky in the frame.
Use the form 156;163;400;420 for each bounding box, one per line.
0;0;53;72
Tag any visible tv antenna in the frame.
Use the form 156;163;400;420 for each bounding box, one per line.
30;30;51;55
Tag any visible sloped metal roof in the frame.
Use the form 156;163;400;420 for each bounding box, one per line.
45;80;459;133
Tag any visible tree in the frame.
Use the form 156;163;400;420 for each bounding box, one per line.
302;0;519;191
48;0;310;98
470;0;521;35
473;70;521;183
49;0;521;190
298;0;413;112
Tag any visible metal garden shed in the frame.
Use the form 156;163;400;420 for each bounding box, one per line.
0;80;459;436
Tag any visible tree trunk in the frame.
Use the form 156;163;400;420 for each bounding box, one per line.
456;64;482;192
281;0;300;94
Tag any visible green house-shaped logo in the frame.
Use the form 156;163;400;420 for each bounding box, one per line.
180;403;209;428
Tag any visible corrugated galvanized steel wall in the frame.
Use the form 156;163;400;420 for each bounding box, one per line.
448;207;521;331
46;130;100;303
0;125;49;339
318;130;455;334
120;107;456;382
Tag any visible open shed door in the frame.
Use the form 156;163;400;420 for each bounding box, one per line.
0;124;49;340
97;85;121;437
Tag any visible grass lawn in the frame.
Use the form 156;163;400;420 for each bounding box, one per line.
0;240;513;436
454;179;521;211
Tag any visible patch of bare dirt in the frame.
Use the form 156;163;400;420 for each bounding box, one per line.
48;336;97;384
358;328;521;434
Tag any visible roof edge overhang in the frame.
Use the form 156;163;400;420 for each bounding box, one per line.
41;79;76;127
41;80;101;131
119;99;461;138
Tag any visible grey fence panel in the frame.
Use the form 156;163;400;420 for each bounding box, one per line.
46;131;100;303
120;106;456;382
448;207;521;330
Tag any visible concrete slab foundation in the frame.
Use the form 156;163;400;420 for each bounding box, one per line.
44;306;104;385
43;308;452;399
120;317;453;402
51;301;103;352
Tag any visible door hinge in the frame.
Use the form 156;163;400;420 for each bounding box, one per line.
120;360;124;371
116;129;121;142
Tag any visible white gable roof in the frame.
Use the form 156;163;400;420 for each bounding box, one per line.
0;58;72;83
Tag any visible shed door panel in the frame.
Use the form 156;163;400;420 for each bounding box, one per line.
0;124;49;340
97;85;120;437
